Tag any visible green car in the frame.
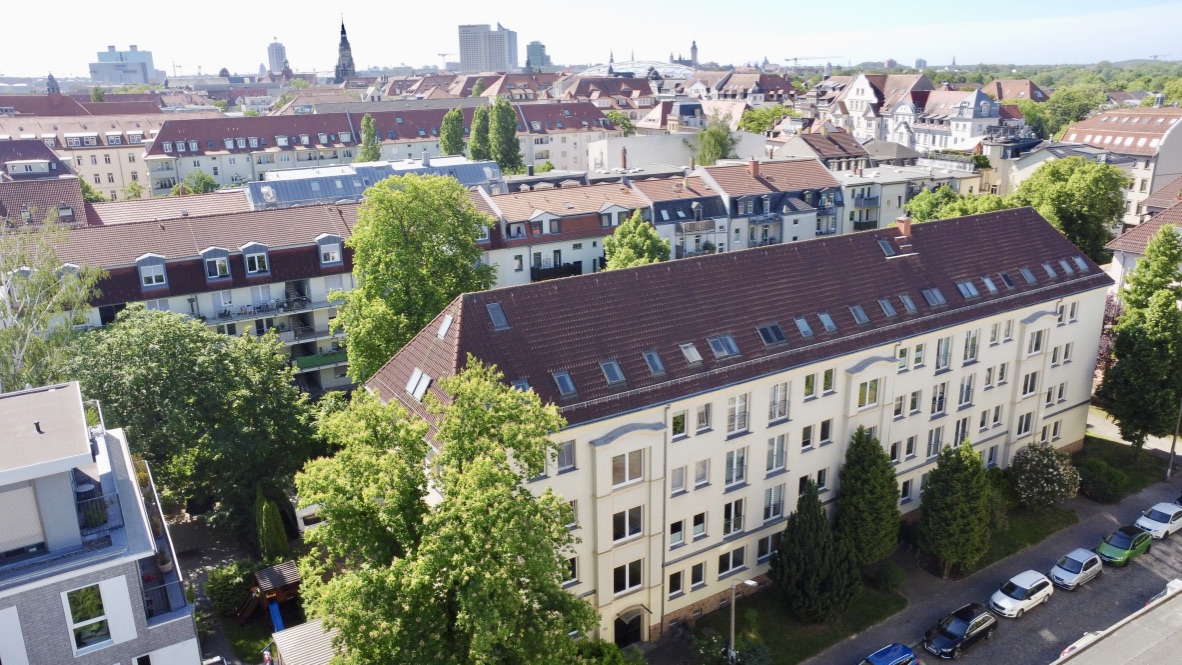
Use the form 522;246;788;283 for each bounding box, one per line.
1096;526;1152;566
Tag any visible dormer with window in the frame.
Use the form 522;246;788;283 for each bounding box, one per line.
136;253;167;289
276;135;289;147
300;134;310;145
316;233;343;266
201;247;231;282
224;138;234;150
240;242;270;275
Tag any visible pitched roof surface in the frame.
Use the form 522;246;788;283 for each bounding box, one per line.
272;619;339;665
85;189;251;225
1061;108;1182;156
1145;175;1182;212
0;139;74;179
484;182;644;221
984;80;1048;102
369;207;1110;429
702;159;839;196
1107;202;1182;254
796;130;871;160
0;177;86;223
0;94;90;116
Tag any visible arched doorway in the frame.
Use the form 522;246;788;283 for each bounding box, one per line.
614;607;646;647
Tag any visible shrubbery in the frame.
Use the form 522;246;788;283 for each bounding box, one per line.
873;562;906;593
205;559;264;616
1078;458;1128;503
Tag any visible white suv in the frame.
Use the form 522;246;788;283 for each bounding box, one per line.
989;570;1052;618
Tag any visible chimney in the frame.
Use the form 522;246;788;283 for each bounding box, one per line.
107;46;116;53
896;215;912;237
130;45;138;52
527;164;535;176
421;149;430;166
621;146;628;170
1155;93;1166;108
34;421;43;434
690;156;696;170
748;160;760;178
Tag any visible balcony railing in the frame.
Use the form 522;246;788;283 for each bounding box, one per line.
749;212;782;223
853;196;879;208
675;247;717;259
77;494;125;543
727;411;749;434
852;220;879;231
205;296;338;324
276;325;339;345
294;349;348;370
723;516;744;536
143;580;189;620
530;263;581;282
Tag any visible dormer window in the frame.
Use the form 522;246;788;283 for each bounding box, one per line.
340;131;352;142
137;253;167;287
276;135;288;146
321;243;341;263
175;141;186;152
245;253;268;273
249;137;259;148
187;140;197;151
300;134;309;145
162;142;173;153
224;138;234;150
236;138;246;149
206;257;229;278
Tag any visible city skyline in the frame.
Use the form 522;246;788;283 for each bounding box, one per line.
3;0;1182;79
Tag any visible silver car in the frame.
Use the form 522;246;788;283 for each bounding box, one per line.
1049;548;1103;590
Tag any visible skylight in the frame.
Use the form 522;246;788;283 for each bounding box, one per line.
794;317;814;337
1042;262;1058;279
1073;256;1089;272
509;379;531;392
818;312;837;333
708;335;740;358
955;280;979;299
680;343;703;364
553;371;577;396
921;288;947;306
406;368;432;402
999;272;1016;288
981;276;998;294
601;360;625;384
437;314;454;339
878;239;896;257
643;350;665;374
1019;267;1036;284
850;305;869;325
879;299;897;317
1059;259;1074;275
757;324;787;346
899;294;917;314
486;303;510;330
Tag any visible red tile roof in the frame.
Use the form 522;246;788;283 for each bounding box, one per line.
79;101;163;115
484;181;644;221
1145;175;1182;212
0;177;86;224
795;130;870;161
0;94;90;116
1061;108;1182;156
1107;201;1182;254
999;104;1023;120
85;189;251;226
368;207;1111;429
702;159;839;197
983;80;1048;102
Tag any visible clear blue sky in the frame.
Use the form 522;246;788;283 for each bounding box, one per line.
4;0;1181;78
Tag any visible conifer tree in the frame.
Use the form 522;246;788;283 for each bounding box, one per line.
918;443;992;578
1121;224;1182;313
469;105;491;161
255;486;290;560
439;107;466;156
489;97;524;173
356;114;381;162
835;426;901;566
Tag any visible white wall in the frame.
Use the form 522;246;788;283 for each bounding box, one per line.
587;132;768;172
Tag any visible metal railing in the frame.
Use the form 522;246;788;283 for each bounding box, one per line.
723;515;744;536
77;493;124;542
727;411;749;434
143;580;189;619
853;196;880;208
294;349;347;370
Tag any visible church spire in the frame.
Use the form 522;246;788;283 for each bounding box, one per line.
609;50;614;64
334;16;356;84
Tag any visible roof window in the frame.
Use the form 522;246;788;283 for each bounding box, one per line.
756;323;787;346
921;287;947;306
878;239;896;257
680;342;703;364
553;371;577;396
511;379;530;391
406;368;432;402
817;312;837;333
643;350;665;375
486;302;510;330
999;272;1016;288
1042;262;1058;279
437;314;454;339
1072;256;1089;272
601;360;625;384
878;299;896;317
850;305;869;325
955;280;979;299
794;317;814;337
981;276;998;294
707;334;740;358
1059;259;1074;275
1019;267;1036;284
899;294;917;314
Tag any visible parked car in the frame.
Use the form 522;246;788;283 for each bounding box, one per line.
1135;502;1182;539
1096;526;1153;565
859;643;924;665
989;570;1053;618
923;603;997;660
1049;548;1103;590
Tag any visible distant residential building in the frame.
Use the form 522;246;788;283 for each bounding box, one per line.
914;58;927;69
333;22;356;84
526;41;552;68
982;79;1048;103
458;23;518;74
0;382;200;664
884;58;897;69
774;127;872;172
89;45;166;85
268;39;287;75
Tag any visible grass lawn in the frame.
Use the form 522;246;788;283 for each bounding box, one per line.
971;507;1079;573
695;586;907;665
224;617;273;663
1074;434;1170;499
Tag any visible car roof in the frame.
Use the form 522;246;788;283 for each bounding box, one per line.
953;603;988;620
1009;570;1048;587
1117;525;1146;536
867;643;915;665
1149;502;1181;513
1063;547;1098;561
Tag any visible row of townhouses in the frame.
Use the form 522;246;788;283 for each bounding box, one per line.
367;209;1110;647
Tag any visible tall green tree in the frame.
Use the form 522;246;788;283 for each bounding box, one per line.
470;77;486;97
171;170;218;196
1045;85;1107;137
90;86;105;102
299;359;598;664
1009;443;1080;508
1014;99;1050;138
469;105;491;161
439;107;466;156
905;185;962;222
603;210;670;270
1121;224;1182;313
70;307;317;534
1010;156;1128;263
918;443;992;578
769;480;861;623
79;179;109;203
489;97;524;173
333;174;495;382
604;110;635;136
121;180;145;200
255;486;290;560
738;105;797;134
696;113;738;166
290;78;311;90
0;222;103;392
1098;290;1182;461
835;426;901;567
355;113;381;162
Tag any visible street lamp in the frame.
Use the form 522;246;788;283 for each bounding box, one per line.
728;579;759;664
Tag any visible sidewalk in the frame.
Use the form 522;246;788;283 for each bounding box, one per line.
1087;405;1182;458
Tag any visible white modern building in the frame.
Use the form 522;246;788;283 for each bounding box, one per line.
89;45;166;86
268;40;288;75
458;23;518;74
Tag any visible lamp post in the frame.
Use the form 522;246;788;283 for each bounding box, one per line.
728;579;759;664
1167;397;1182;480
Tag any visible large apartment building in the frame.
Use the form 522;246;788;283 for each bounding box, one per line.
0;382;199;664
367;209;1109;647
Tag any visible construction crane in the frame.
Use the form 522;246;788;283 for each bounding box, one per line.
784;56;843;70
438;52;456;66
1150;54;1170;60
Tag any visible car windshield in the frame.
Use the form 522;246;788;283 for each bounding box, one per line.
939;615;970;637
1106;531;1135;549
1056;555;1084;574
1145;509;1173;523
1000;581;1029;600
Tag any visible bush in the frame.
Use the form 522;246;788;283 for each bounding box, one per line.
205;559;263;616
1009;443;1081;508
985;467;1019;509
873;562;906;593
1078;459;1128;503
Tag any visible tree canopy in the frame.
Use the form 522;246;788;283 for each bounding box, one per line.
1120;224;1182;313
334;174;495;381
834;426;901;566
0;222;103;392
468;105;491;162
70;307;317;536
439;107;466;156
738;105;797;134
489;97;524;173
121;180;145;201
470;78;485;97
905;186;1014;222
605;110;635;137
918;443;992;578
1009;443;1080;508
356;113;381;162
603;210;670;270
80;180;109;203
1010;156;1127;263
696;113;738;166
172;170;219;196
90;86;105;103
298;358;597;664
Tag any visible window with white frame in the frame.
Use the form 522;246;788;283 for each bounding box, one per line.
1021;371;1039;397
321;243;342;264
143;298;169;311
900;479;913;502
823;368;835;393
964;329;979;362
671;466;686;494
958;375;974;406
723;499;745;535
992;405;1003;427
757;533;782;561
612;506;642;541
697;403;712;431
979;409;989;431
205;256;229;278
989;322;1000;344
905;435;917;458
769;382;789;421
1004;319;1013;340
1063;342;1073;362
1052;420;1062;439
140;263;166;286
718;545;745;576
767;434;786;471
694;460;709;487
893;396;905;418
725;448;747;486
935;336;952;370
611;450;643;486
672;410;687;437
670;520;684;546
1056;303;1066;324
1017;412;1033;436
65;584;111;652
1068;301;1078;322
801;424;814;449
927;427;943;458
669;571;683;596
245;252;268;273
857;379;880;408
816;467;828;490
931;382;947;414
764;484;784;521
1057;381;1067;401
613;559;642;594
804;373;817;398
954;417;970;445
910;390;921;413
997;362;1008;384
557;440;575;472
820;419;832;443
914;343;925;366
692;512;706;539
897;347;909;371
1028;330;1044;354
691;561;705;586
727;393;749;434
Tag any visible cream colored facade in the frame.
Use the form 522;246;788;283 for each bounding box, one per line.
524;285;1105;643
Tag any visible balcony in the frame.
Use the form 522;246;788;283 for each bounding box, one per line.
205;296;339;325
136;459;190;625
853;196;879;208
817;203;837;215
852;220;879;231
675;246;717;259
275;325;341;345
530;262;581;282
748;212;782;224
294;349;348;371
148;163;175;174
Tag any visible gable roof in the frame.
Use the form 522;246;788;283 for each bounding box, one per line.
0;94;90;116
482;182;644;221
0;177;86;224
984;80;1048;102
0;139;75;179
367;207;1111;429
701;159;840;197
1145;175;1182;212
1107;201;1182;254
795;130;871;161
85;189;251;226
1061;108;1182;156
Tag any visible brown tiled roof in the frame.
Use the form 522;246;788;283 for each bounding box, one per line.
1145;175;1182;212
0;139;74;179
796;130;871;160
0;94;90;116
1061;108;1182;156
1107;201;1182;254
999;104;1023;120
628;176;716;202
0;177;86;223
85;189;251;226
368;207;1111;429
79;101;163;115
0;114;218;152
984;80;1048;102
483;182;644;221
702;159;839;196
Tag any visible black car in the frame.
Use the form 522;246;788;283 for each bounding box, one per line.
923;603;997;660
